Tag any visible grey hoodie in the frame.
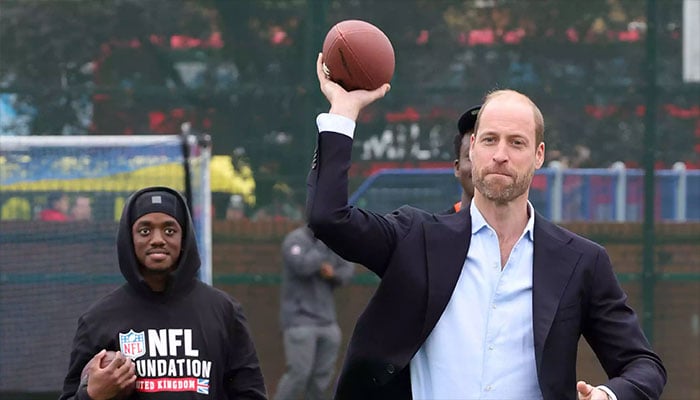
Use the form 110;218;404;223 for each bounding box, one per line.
280;226;354;329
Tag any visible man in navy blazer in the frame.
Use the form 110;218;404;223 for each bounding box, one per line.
306;54;665;400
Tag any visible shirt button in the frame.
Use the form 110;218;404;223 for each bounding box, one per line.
488;345;494;350
485;385;492;391
492;304;497;309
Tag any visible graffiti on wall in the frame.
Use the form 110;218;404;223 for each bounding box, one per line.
358;121;455;162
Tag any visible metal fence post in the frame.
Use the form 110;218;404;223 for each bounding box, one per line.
673;162;687;222
612;161;627;222
550;162;564;222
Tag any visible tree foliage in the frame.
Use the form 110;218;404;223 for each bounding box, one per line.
0;0;215;134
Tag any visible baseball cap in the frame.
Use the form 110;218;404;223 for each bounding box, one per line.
457;105;482;135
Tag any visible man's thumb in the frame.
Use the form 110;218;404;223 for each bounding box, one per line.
577;381;593;397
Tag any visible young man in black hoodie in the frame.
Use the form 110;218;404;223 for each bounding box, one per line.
60;186;267;399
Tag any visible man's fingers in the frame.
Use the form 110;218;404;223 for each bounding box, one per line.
93;349;107;361
577;380;594;398
316;52;325;82
116;357;136;385
577;380;593;393
122;372;137;388
105;351;129;371
112;351;124;366
89;349;107;372
369;84;391;102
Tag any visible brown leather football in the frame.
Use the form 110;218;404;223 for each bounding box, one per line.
79;350;135;399
322;19;395;91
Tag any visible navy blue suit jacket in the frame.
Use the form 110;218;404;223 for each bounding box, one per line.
306;131;666;400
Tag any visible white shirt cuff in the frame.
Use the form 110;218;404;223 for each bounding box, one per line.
316;113;356;139
596;385;617;400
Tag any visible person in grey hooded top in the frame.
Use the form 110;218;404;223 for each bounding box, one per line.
60;186;267;400
274;225;354;400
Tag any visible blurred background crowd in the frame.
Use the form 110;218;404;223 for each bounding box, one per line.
1;0;697;218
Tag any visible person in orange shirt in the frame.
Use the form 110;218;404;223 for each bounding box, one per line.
448;104;480;213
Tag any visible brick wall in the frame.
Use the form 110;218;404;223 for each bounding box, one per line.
212;221;700;399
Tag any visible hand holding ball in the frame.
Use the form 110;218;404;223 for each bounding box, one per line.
80;350;136;400
322;20;395;91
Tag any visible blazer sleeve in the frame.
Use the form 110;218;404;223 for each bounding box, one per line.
306;131;413;277
583;247;667;399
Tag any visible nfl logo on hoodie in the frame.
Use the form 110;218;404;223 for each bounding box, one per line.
119;329;146;359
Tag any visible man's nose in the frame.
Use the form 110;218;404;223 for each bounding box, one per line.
492;142;509;163
150;230;166;244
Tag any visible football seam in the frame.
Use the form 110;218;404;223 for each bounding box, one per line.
335;28;376;89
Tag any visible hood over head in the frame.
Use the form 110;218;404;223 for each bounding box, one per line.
116;186;200;297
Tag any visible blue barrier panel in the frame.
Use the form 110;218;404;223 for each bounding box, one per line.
349;167;700;222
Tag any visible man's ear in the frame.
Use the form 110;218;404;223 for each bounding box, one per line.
535;142;545;169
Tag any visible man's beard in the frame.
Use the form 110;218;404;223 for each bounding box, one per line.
473;166;534;205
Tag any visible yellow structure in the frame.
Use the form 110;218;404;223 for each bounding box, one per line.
0;155;255;220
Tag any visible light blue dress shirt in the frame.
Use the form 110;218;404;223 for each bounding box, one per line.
411;201;543;400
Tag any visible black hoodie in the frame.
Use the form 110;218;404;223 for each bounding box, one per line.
60;186;267;399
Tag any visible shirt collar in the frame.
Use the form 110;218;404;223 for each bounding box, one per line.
470;200;535;242
524;201;535;241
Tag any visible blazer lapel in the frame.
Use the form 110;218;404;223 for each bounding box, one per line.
420;211;471;339
532;214;582;371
